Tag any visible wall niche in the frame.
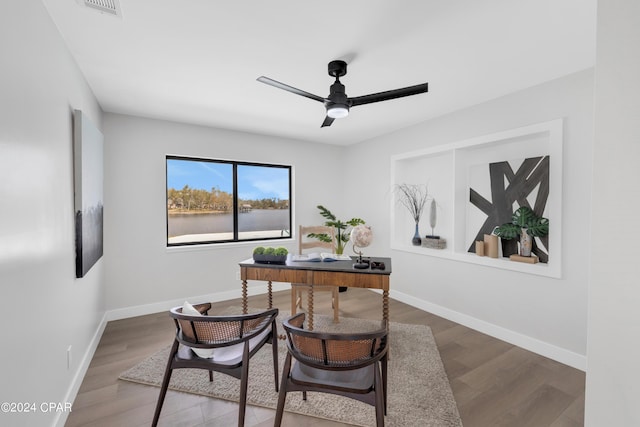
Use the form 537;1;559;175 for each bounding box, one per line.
390;119;563;278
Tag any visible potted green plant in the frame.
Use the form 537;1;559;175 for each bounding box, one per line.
307;205;365;255
494;206;549;257
308;206;365;292
253;246;288;264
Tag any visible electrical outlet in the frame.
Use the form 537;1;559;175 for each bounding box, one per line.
67;345;72;370
235;271;241;281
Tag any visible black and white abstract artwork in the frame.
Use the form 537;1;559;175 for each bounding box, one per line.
467;156;550;262
73;110;104;278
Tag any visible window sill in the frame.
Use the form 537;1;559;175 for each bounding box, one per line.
166;237;295;253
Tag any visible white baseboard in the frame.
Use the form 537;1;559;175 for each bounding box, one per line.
105;282;291;321
390;289;587;371
54;312;108;427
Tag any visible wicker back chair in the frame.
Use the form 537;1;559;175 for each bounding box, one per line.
292;225;340;322
274;313;389;426
152;303;279;427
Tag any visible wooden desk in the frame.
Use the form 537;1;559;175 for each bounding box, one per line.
239;256;392;330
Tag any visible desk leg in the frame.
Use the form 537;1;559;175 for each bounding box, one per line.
242;280;248;314
383;290;389;325
267;281;273;309
383;289;391;360
307;285;314;331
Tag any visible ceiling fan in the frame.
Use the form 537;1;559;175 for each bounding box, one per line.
257;60;429;127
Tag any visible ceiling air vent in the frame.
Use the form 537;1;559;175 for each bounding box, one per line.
84;0;122;17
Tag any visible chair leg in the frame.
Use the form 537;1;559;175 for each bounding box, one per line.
271;324;279;392
238;343;250;427
274;354;292;427
382;355;388;414
374;363;385;427
209;370;213;382
152;340;179;427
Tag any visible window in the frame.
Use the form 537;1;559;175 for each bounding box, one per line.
166;156;291;246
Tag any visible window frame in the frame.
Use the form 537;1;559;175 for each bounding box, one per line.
166;155;292;247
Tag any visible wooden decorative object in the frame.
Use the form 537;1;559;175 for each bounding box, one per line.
475;241;485;256
509;254;539;264
484;234;499;258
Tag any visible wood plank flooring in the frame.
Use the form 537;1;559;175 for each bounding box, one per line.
65;289;584;426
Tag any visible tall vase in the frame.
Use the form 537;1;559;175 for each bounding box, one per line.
412;222;422;246
519;227;532;257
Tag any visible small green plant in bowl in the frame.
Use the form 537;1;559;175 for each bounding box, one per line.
253;246;288;264
274;247;288;256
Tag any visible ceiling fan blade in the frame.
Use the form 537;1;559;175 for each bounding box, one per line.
321;116;335;128
349;83;429;107
257;76;325;103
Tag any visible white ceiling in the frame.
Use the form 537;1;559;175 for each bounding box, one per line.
42;0;596;146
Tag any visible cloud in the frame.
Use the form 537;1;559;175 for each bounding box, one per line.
252;179;289;200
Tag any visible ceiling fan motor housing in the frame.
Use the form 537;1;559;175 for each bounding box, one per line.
326;81;349;104
325;81;350;117
326;61;350;115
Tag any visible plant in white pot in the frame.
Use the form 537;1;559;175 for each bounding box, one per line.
494;206;549;257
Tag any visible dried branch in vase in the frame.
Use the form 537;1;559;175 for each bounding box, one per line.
395;183;430;223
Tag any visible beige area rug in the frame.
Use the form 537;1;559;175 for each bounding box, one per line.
119;309;462;427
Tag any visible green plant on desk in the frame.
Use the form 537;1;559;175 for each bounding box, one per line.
308;205;365;254
253;246;288;255
274;247;288;256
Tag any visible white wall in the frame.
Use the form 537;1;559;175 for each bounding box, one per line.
5;2;634;425
102;113;345;315
585;0;640;425
343;69;594;369
0;1;105;426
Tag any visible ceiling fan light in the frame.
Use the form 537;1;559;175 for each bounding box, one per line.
327;105;349;119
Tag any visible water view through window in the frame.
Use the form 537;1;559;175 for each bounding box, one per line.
166;156;291;245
